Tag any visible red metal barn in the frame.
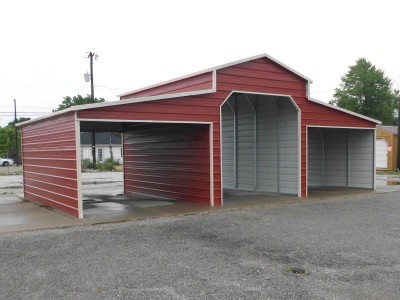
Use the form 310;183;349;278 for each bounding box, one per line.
19;54;380;218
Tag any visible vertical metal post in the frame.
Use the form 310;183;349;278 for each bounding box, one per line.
233;95;238;188
89;52;94;103
14;99;19;166
321;129;325;186
254;97;257;190
277;100;281;193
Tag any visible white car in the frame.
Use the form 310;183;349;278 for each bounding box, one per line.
0;158;14;166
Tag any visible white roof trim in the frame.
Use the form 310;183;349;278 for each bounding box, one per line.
308;98;382;124
118;53;312;97
17;88;216;126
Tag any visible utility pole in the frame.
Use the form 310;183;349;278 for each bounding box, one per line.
87;51;96;165
14;99;19;166
397;96;400;170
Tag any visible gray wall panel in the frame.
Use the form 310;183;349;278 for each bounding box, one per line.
221;94;299;195
307;128;323;187
307;128;374;190
349;130;374;188
324;129;347;186
221;102;235;188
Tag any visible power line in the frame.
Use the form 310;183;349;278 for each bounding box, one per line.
2;105;54;109
0;84;123;92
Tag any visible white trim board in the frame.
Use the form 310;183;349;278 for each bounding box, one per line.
75;113;83;219
77;119;213;125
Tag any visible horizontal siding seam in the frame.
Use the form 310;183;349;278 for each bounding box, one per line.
23;164;77;171
23;170;77;181
23;139;76;146
25;178;78;192
124;184;208;200
25;184;78;201
25;191;78;211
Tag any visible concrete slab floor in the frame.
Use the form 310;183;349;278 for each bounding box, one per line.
0;172;399;234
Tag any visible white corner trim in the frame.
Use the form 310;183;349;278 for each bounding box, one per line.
209;124;214;207
298;108;302;198
75;113;83;219
373;129;376;190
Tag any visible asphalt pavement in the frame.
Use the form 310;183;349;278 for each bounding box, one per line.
1;191;400;299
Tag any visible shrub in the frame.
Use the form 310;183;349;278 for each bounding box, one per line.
81;159;95;170
95;158;118;171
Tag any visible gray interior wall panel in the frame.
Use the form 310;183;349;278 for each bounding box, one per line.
221;94;299;195
236;94;255;190
279;99;298;194
221;103;235;188
256;96;279;192
308;128;374;189
348;130;374;188
324;129;347;186
307;128;323;187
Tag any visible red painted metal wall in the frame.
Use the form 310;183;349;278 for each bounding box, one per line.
120;72;214;99
78;56;376;203
21;112;80;217
123;123;210;204
77;96;222;205
216;58;376;197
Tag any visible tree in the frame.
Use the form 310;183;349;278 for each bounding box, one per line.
0;118;29;159
53;95;105;112
53;95;106;166
7;117;31;128
0;126;15;158
330;58;399;125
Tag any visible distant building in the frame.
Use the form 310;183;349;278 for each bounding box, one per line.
80;132;122;163
376;125;398;170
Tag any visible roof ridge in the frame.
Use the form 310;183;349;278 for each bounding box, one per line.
118;53;312;98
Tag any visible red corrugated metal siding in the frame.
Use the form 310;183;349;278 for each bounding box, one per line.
21;112;79;217
216;58;376;197
77;95;222;206
77;56;376;202
120;72;213;99
123;123;211;204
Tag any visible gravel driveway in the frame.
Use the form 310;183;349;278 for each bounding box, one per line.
1;191;400;299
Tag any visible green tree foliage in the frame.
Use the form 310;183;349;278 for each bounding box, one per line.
0;126;15;157
53;94;105;112
7;117;31;128
330;58;399;125
0;117;31;159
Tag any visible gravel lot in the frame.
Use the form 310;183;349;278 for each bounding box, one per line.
1;191;400;299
